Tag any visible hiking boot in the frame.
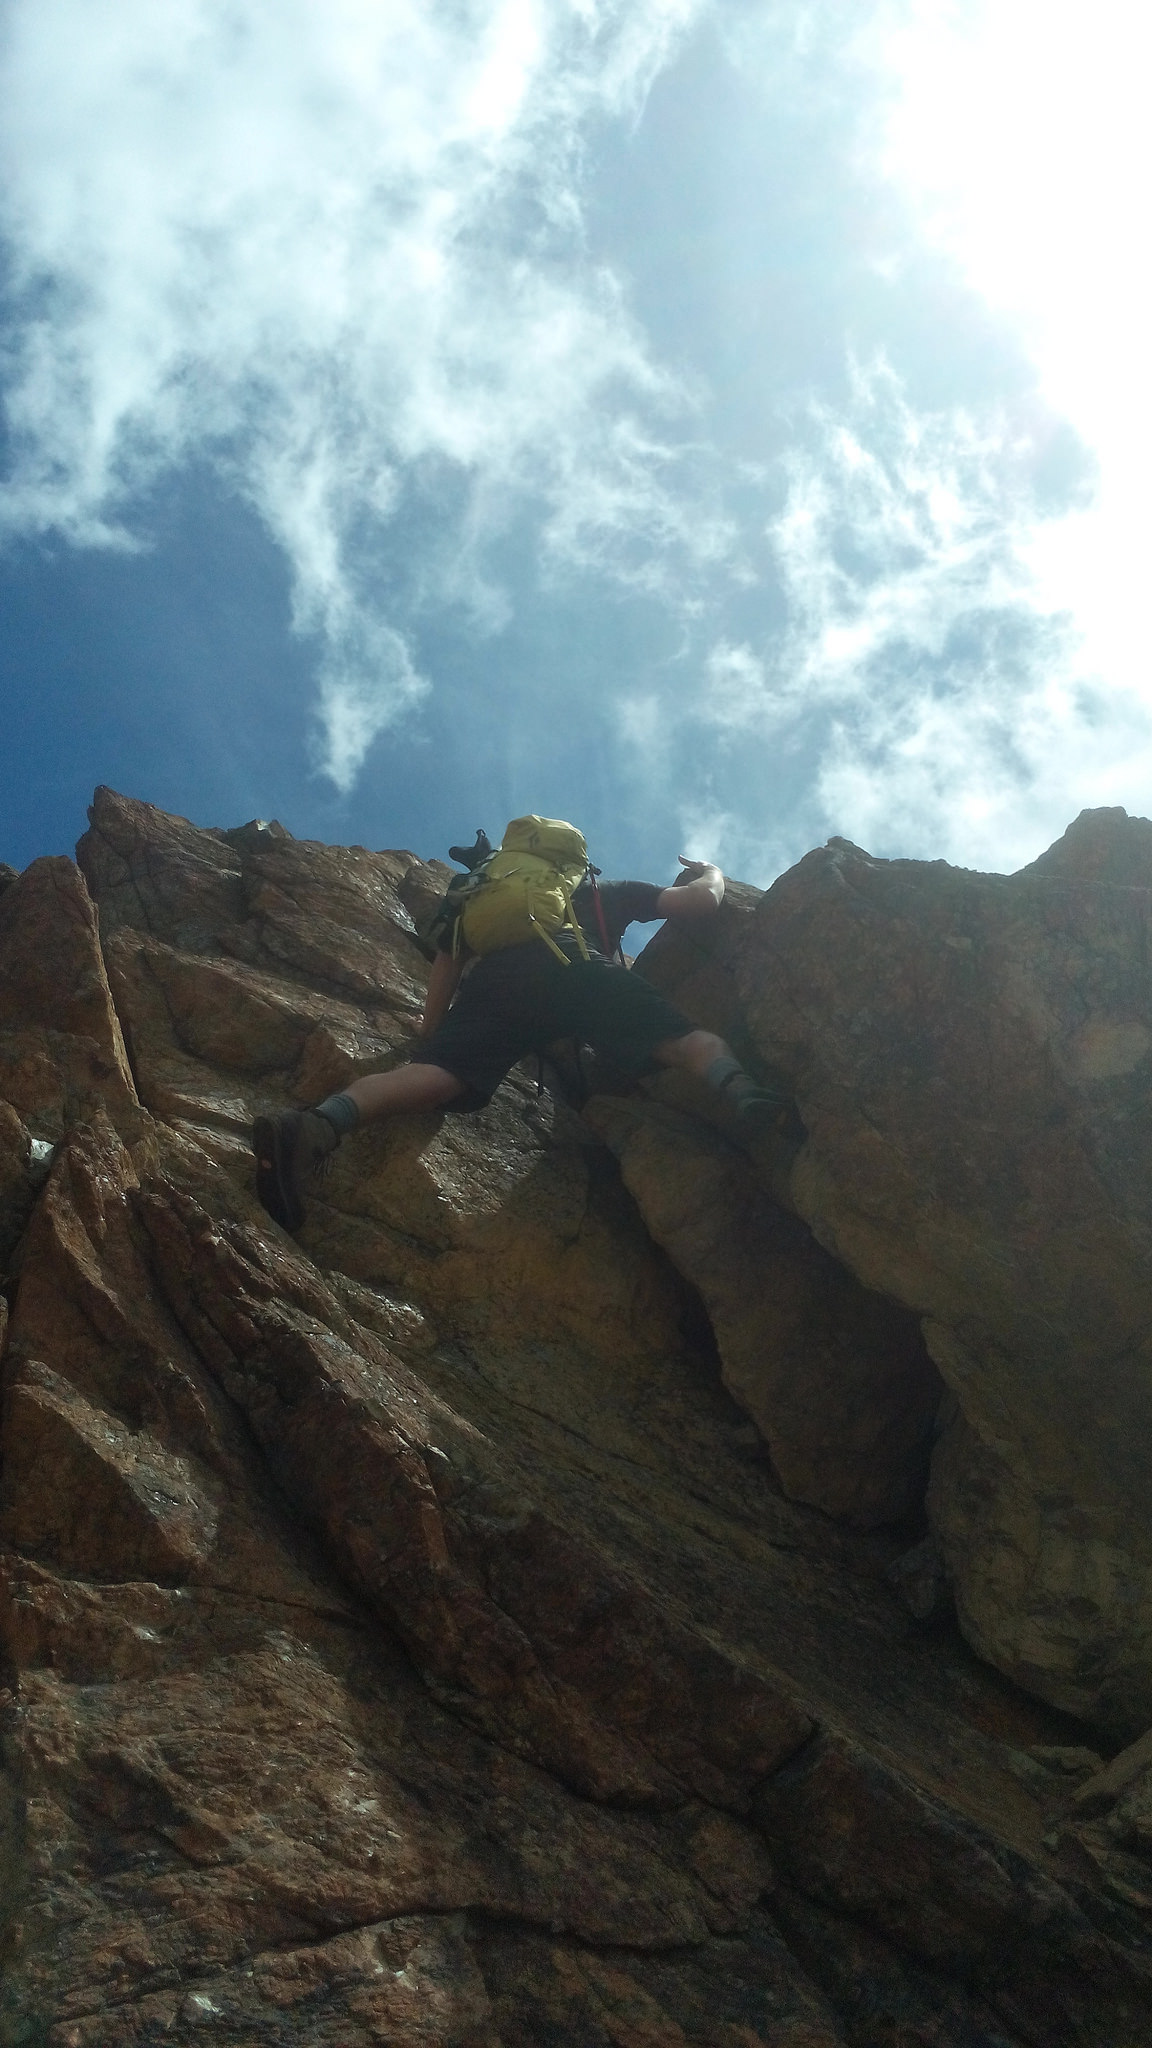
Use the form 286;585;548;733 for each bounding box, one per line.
704;1059;804;1194
706;1057;790;1139
727;1083;789;1141
251;1109;340;1231
734;1095;807;1209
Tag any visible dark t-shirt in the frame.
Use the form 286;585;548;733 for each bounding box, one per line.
430;877;664;960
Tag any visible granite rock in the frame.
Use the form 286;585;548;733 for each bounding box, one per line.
0;854;137;1136
586;1095;942;1528
643;809;1152;1734
1;789;1150;2043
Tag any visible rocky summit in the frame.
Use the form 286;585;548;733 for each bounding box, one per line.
1;789;1151;2047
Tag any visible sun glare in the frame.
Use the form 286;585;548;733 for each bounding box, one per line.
881;0;1152;709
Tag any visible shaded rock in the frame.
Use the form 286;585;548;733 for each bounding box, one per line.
1026;804;1152;888
2;1620;744;2033
1055;1741;1152;1928
0;1101;37;1270
699;813;1152;1734
1105;1763;1152;1863
587;1095;941;1527
480;1919;847;2047
132;1136;812;1807
0;863;17;898
926;1407;1152;1739
0;1123;797;2034
0;1118;363;1617
1025;1746;1104;1783
399;852;458;948
50;1916;500;2047
1;1358;220;1579
886;1536;952;1625
775;1889;1028;2047
296;1077;697;1377
754;1734;1139;2046
3;788;1151;2043
1073;1726;1152;1815
0;854;137;1134
221;814;293;851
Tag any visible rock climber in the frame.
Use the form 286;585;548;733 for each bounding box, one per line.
252;823;786;1232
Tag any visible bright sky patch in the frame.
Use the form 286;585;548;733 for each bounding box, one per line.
0;0;1145;881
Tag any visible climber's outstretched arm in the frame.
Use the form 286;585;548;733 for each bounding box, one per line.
655;858;724;920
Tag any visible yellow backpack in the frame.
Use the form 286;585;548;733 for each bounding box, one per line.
455;816;592;963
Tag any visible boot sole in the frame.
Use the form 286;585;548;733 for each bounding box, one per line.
252;1114;306;1232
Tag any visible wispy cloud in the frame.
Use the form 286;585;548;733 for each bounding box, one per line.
0;0;708;787
849;0;1152;864
5;0;1148;880
656;0;1152;883
679;356;1148;877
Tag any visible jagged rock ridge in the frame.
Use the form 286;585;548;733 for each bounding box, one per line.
0;785;1150;2043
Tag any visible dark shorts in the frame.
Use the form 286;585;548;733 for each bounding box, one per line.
410;944;695;1109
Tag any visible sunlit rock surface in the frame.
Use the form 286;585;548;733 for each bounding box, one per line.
0;786;1150;2043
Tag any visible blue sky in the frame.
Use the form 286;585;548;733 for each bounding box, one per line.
1;0;1147;885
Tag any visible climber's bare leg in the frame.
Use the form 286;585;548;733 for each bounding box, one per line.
345;1063;464;1121
652;1028;730;1077
653;1028;789;1138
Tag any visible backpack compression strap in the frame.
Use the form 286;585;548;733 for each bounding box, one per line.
449;857;593;963
531;872;591;964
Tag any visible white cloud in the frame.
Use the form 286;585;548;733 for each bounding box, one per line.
700;641;773;731
877;0;1152;702
855;0;1152;862
0;0;708;787
676;797;745;867
683;356;1152;875
6;0;1148;873
691;0;1152;879
616;692;665;752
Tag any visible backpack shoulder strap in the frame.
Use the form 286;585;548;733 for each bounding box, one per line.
586;868;617;961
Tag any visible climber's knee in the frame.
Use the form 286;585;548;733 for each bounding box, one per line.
651;1028;729;1079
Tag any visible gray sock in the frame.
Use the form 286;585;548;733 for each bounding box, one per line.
314;1090;361;1136
704;1056;786;1116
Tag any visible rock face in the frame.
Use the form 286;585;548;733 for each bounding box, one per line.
641;808;1152;1736
0;853;137;1137
585;1096;941;1529
1;787;1151;2044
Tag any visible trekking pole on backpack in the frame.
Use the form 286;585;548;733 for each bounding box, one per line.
448;829;493;871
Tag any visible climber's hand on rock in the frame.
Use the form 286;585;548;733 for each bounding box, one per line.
675;856;713;884
658;859;724;918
